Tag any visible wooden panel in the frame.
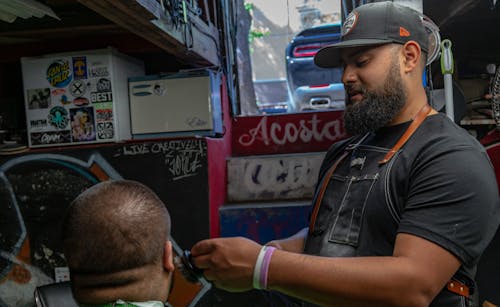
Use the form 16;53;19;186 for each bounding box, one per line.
227;152;325;202
77;0;219;66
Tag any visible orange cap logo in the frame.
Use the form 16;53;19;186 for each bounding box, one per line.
400;27;410;37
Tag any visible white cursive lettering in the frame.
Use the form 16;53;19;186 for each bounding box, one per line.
238;114;345;147
41;133;61;143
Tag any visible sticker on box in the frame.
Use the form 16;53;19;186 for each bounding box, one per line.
89;66;109;78
97;121;114;140
51;88;66;96
31;130;71;145
27;88;51;109
46;60;72;88
48;106;69;129
73;97;89;107
72;56;87;80
96;78;112;92
90;92;112;103
69;80;88;97
93;101;112;109
29;119;48;130
70;107;96;142
95;108;113;122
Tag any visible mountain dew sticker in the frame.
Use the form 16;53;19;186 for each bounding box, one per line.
47;60;72;88
94;102;112;109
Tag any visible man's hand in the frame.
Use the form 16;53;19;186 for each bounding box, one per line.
190;237;262;292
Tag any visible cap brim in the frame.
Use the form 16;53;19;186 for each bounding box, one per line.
314;39;392;68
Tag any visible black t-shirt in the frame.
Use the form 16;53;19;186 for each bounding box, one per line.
305;113;500;306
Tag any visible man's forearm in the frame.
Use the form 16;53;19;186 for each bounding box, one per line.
268;251;428;307
266;233;461;307
191;234;460;306
265;227;308;253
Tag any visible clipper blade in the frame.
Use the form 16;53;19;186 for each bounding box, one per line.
174;250;203;283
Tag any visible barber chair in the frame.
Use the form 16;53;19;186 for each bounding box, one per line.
34;281;78;307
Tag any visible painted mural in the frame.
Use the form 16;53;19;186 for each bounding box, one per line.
0;139;210;306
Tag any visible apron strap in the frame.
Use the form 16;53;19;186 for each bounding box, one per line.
308;150;350;234
379;104;433;164
447;279;470;297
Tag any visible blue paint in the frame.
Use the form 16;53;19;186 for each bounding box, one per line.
220;202;312;244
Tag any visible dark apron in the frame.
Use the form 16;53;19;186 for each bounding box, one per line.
301;106;477;306
304;138;390;257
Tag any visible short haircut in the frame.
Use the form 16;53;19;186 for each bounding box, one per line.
62;180;171;275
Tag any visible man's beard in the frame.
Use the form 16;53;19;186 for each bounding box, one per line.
343;60;407;135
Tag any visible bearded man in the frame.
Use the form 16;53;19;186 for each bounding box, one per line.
189;2;500;306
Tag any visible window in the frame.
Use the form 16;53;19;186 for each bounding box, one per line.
227;0;342;115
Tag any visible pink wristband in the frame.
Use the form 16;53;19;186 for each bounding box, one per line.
259;246;276;289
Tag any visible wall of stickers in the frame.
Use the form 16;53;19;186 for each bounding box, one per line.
20;48;144;148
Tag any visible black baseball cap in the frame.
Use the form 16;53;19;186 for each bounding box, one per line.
314;1;429;68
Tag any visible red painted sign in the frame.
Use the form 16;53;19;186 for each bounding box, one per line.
232;111;348;156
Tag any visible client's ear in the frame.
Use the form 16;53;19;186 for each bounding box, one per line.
163;241;175;272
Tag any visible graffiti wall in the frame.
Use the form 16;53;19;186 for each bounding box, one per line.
0;138;209;306
227;152;325;202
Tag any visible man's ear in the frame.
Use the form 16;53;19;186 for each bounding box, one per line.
163;240;175;272
401;41;421;74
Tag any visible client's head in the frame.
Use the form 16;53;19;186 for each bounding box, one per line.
62;179;174;304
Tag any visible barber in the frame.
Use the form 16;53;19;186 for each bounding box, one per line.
192;2;500;306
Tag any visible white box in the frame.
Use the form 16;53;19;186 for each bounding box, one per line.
128;70;223;138
21;47;144;147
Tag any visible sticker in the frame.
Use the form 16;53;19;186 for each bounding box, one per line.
59;94;72;105
72;56;87;80
342;11;359;37
96;78;112;92
48;106;69;129
94;102;112;109
89;66;109;78
29;119;48;130
95;108;113;122
27;88;51;109
97;122;114;140
153;83;166;96
73;97;89;106
51;88;65;96
69;80;87;97
70;107;96;142
31;131;71;145
90;92;112;103
51;92;72;106
46;60;72;88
